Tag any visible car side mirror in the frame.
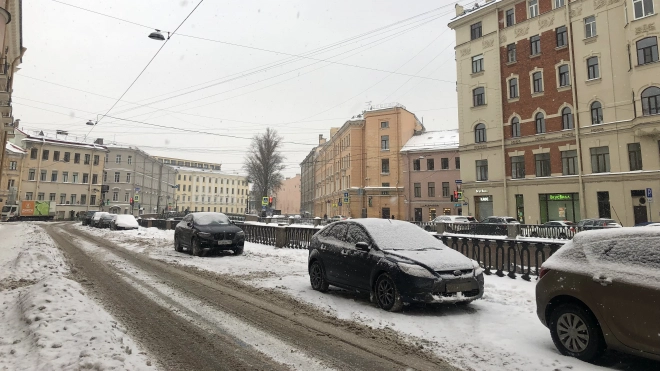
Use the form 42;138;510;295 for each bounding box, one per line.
187;222;193;227
355;242;370;251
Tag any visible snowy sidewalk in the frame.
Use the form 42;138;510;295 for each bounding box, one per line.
0;223;155;371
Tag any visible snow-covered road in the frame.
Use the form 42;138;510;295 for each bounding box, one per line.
72;223;659;371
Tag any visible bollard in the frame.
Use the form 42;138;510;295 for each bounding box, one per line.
147;220;153;228
507;224;520;239
313;217;321;227
435;222;446;234
275;226;287;248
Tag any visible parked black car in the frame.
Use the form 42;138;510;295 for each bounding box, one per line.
174;212;245;256
308;219;484;312
97;213;114;229
81;211;97;226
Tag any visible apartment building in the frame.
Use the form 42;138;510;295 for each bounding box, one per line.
400;130;461;221
11;130;107;219
313;103;424;219
300;146;318;216
104;144;177;215
153;156;222;171
273;174;301;215
1;140;24;203
173;166;248;214
449;0;660;225
0;0;24;195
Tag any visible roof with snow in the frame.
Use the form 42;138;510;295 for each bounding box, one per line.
169;165;247;178
5;141;26;154
20;130;108;151
450;0;503;24
400;129;459;153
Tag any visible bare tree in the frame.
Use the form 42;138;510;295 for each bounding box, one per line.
244;128;286;203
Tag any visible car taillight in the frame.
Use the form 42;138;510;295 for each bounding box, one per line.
539;267;550;279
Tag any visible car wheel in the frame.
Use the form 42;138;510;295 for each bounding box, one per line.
549;303;605;362
375;273;403;312
191;237;202;257
233;246;244;255
309;260;329;292
174;236;183;252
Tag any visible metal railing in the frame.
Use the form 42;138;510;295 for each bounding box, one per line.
240;223;278;246
440;222;509;236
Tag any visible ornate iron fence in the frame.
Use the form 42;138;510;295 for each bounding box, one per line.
240;223;278;246
443;222;509;236
284;227;320;249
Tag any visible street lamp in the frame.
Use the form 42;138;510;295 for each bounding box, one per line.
148;29;169;41
85;114;103;126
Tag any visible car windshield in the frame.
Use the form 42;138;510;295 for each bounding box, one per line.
505;218;517;223
194;213;231;226
116;215;135;222
1;206;11;212
356;219;445;251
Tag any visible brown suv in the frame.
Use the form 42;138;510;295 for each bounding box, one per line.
536;228;660;362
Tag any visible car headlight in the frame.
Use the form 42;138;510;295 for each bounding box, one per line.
471;260;484;276
398;263;436;278
197;232;212;238
237;230;245;236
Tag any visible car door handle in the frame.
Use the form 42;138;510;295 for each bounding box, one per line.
592;275;612;286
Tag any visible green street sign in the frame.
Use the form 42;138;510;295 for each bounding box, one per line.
262;197;269;206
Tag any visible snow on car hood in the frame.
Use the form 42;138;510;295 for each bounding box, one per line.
386;249;473;271
115;215;139;228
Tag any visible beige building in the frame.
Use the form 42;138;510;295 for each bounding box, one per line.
1;140;24;203
449;0;660;225
0;0;25;197
11;130;107;219
273;174;301;215
173;166;248;214
312;104;424;219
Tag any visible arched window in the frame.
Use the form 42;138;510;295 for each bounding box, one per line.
475;123;486;143
561;107;573;130
590;101;603;124
641;86;660;116
511;117;521;137
535;113;546;134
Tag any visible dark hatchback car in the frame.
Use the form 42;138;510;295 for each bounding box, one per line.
174;212;245;256
81;211;97;226
308;219;484;312
97;213;114;229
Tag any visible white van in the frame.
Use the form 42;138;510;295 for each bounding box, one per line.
432;215;476;224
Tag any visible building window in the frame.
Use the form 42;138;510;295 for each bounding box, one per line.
642;86;660;115
441;158;449;170
562;107;574;129
533;71;543;93
53;151;60;161
381;159;390;173
74;153;80;164
70;194;77;204
49;193;56;201
116;155;121;164
637;37;659;65
63;172;69;183
381;135;389;150
535;153;551;177
40;170;47;181
112;192;119;201
9;161;16;170
28;169;35;181
509;78;519;98
92;174;98;184
558;65;570;87
442;182;450;197
128;156;132;165
124;193;129;202
505;8;515;27
511;117;521;137
82;173;89;184
591;101;604;124
507;43;516;63
381;183;390;196
428;182;435;197
628;143;643;171
529;0;539;17
126;173;131;183
30;148;37;159
590;146;611;173
93;155;99;165
25;192;33;200
90;195;96;206
587;57;600;79
36;193;44;201
476;160;488;181
554;0;565;8
380;121;389;129
472;54;484;73
512;156;525;179
80;194;87;205
473;87;485;106
456;157;461;169
585;16;597;38
470;22;482;40
556;26;567;47
427;158;435;170
530;35;541;55
59;194;66;204
84;154;90;165
72;173;79;183
633;0;655;19
475;123;487;143
535;113;546;133
42;150;49;161
414;183;421;197
103;171;107;182
51;171;58;182
114;172;120;182
597;191;611;218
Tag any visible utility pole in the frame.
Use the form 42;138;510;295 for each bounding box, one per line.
156;160;163;213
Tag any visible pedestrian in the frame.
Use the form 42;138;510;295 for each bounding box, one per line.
323;213;327;220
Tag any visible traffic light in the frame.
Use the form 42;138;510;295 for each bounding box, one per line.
130;197;134;206
268;196;273;207
453;190;458;202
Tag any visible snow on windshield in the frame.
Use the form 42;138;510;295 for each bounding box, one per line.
354;219;446;251
194;212;230;226
116;215;136;222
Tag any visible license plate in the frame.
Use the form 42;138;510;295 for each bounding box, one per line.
217;240;232;245
446;282;474;293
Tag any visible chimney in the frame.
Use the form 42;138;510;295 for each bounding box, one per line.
330;127;339;138
319;134;326;145
455;3;465;16
94;138;104;145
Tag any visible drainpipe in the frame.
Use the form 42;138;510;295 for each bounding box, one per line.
495;4;509;217
396;108;401;220
567;2;587;219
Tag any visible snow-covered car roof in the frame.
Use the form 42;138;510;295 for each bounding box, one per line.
351;219;446;251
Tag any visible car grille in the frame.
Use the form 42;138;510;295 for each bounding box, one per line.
213;232;235;240
225;232;236;240
436;269;473;275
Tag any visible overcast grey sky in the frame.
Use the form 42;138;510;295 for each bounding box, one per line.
14;0;463;177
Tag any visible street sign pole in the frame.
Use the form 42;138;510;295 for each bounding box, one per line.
647;188;653;222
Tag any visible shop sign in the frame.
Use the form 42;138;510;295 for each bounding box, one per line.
479;197;490;201
548;194;572;201
475;189;488;193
